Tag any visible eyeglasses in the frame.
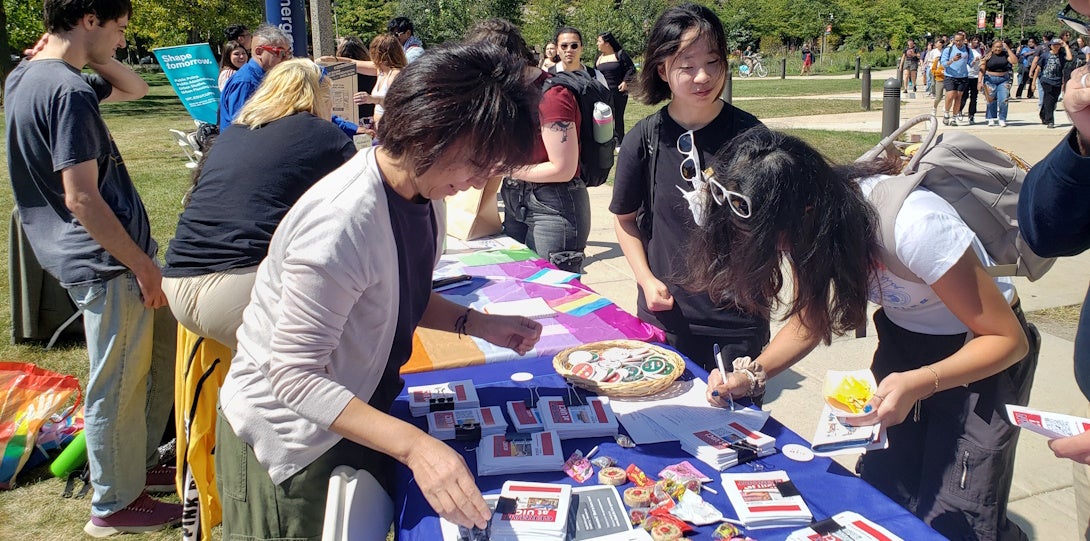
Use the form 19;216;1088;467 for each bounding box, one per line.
255;45;290;59
677;131;753;219
1059;5;1090;36
559;42;580;50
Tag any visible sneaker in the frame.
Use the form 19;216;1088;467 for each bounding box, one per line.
987;119;996;127
999;120;1007;127
1048;123;1056;129
943;113;951;126
84;492;182;537
145;464;177;494
968;116;976;125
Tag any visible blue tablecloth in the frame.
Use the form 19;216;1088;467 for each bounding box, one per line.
392;352;943;541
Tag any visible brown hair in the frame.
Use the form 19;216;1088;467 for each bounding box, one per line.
371;33;408;70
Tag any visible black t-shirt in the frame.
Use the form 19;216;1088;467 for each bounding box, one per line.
596;50;636;91
609;102;769;337
368;181;436;412
163;113;356;276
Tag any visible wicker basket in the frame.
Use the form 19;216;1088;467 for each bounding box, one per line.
552;340;685;397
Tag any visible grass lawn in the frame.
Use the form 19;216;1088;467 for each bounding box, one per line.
730;77;885;98
0;72;880;540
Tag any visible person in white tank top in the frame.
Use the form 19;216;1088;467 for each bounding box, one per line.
318;33;406;131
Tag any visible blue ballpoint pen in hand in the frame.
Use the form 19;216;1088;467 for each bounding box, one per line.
711;343;735;411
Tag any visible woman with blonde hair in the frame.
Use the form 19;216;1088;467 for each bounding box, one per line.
162;59;357;348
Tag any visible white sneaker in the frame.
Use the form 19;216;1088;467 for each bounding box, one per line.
987;119;996;127
998;120;1007;127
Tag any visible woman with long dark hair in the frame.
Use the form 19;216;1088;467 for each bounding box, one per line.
218;40;248;90
610;4;768;373
595;31;636;144
336;36;377;122
690;127;1038;540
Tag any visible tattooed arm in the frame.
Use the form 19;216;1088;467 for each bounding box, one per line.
509;88;581;183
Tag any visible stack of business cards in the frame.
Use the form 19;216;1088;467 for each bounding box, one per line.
679;422;775;471
507;400;545;433
490;481;574;541
426;406;507;441
539;397;618;440
407;379;479;417
477;431;564;476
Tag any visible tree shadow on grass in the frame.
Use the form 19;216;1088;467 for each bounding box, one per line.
100;95;187;117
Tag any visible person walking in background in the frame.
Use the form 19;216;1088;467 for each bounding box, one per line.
1032;38;1072;129
540;41;558;70
217;40;248;90
163;60;357;349
595;31;636;145
801;44;814;76
957;35;984;124
5;0;180;535
610;4;769;373
928;38;947;114
924;40;936;96
549;26;609;88
981;39;1017;127
388;16;424;63
900;39;919;93
1016;38;1035;99
219;25;292;129
941;32;971;126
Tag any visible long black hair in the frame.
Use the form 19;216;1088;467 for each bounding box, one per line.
682;128;892;343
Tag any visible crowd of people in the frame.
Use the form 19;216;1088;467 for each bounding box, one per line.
903;29;1090;128
5;0;1090;539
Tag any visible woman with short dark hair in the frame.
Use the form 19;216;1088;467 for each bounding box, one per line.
215;42;544;540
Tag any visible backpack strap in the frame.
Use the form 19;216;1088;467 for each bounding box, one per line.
638;109;662;239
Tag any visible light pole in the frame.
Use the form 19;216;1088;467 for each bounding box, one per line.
822;14;834;65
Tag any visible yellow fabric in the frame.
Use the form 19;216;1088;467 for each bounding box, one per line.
174;326;232;540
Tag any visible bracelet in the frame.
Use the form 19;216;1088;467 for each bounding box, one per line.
454;308;473;338
731;356;767;397
923;365;940;398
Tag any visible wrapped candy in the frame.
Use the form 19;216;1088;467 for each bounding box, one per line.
669;489;723;526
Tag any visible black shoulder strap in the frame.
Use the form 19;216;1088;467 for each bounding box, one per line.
643;109;662;221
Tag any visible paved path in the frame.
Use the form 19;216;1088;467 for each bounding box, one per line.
572;86;1089;538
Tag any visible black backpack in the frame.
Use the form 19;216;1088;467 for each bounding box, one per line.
542;69;616;187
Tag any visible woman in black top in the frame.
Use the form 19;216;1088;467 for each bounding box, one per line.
979;39;1018;126
162;60;357;348
595;32;637;144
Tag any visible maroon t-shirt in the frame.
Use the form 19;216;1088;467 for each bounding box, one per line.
531;73;581;178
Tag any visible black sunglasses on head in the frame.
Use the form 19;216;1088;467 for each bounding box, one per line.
1059;4;1090;36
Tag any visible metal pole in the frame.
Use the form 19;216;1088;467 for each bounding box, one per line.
724;60;733;104
862;66;872;111
781;57;787;79
882;77;901;137
855;56;861;79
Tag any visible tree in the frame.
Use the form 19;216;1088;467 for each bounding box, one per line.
334;0;397;41
127;0;263;53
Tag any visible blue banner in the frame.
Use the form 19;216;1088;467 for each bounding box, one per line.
153;44;220;125
266;0;309;58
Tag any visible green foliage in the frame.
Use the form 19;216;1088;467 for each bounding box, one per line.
521;0;666;60
335;0;398;42
396;0;524;45
5;0;44;51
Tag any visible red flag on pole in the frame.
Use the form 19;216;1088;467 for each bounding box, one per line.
978;10;987;29
995;13;1004;29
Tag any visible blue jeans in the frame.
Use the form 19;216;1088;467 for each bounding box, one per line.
501;178;591;273
68;273;176;516
983;74;1011;121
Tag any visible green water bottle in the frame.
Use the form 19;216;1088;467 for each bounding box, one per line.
50;430;87;478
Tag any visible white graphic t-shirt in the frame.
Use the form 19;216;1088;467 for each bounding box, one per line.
860;175;1015;335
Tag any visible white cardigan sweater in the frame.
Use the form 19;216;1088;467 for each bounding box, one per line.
219;147;445;484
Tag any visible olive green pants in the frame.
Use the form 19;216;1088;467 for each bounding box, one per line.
215;410;393;540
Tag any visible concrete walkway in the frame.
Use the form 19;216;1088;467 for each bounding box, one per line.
573;87;1090;538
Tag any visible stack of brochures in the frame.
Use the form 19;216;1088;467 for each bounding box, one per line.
490;481;574;541
678;422;775;471
507;400;545;433
476;431;565;476
539;397;618;439
721;471;813;529
426;406;507;441
785;511;903;541
809;404;887;455
407;379;480;417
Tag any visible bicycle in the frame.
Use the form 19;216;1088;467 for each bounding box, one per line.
738;53;769;78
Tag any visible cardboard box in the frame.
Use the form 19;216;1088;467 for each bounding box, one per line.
318;60;359;126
